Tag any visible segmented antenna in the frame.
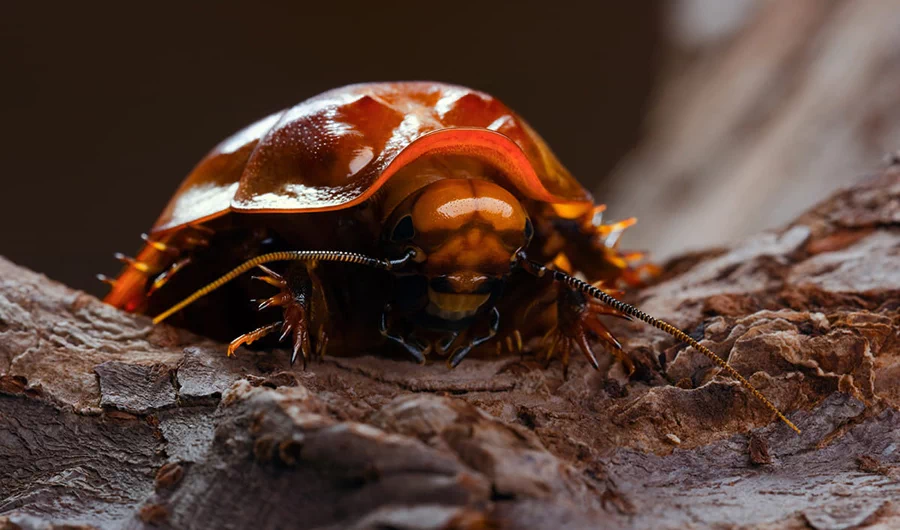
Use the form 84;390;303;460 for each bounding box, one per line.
152;250;414;325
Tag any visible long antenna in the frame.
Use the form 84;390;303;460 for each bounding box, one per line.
521;255;800;434
152;250;414;324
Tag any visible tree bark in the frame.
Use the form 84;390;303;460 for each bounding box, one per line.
1;164;899;529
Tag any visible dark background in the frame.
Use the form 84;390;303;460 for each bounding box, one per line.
1;2;662;296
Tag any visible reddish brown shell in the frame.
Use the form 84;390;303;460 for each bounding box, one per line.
151;82;592;234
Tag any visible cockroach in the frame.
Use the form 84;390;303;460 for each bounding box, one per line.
101;82;799;433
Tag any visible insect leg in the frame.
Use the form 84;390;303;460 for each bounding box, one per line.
148;257;193;297
379;305;431;364
228;321;283;357
252;262;330;367
448;307;500;368
557;284;635;376
435;330;461;355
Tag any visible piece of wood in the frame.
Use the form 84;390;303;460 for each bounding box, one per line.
1;165;898;529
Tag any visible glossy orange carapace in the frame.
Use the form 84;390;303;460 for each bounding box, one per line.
152;83;590;234
103;81;650;370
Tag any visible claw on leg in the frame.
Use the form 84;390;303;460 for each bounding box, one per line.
228;321;282;357
148;257;192;296
437;331;461;356
544;283;634;377
448;307;500;368
253;264;286;288
582;315;634;375
248;262;323;368
575;325;600;371
380;306;431;363
285;302;311;367
257;292;292;311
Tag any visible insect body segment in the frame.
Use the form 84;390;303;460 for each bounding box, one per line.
101;82;798;434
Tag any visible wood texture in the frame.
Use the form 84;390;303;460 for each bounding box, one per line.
1;164;898;529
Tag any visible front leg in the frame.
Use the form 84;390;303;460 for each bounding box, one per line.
229;262;329;367
379;305;431;364
447;307;500;368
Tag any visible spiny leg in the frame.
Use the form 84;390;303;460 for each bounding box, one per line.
113;252;159;275
228;321;283;357
583;283;637;374
253;264;286;289
140;233;180;255
147;257;192;296
228;263;305;364
544;282;633;377
245;262;326;367
580;316;634;376
282;292;311;367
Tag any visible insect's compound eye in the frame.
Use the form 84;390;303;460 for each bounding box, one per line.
524;217;534;242
390;215;416;242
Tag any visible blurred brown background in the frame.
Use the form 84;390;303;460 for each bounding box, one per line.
2;0;898;297
604;0;900;259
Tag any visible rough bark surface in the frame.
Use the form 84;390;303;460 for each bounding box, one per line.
1;165;898;530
